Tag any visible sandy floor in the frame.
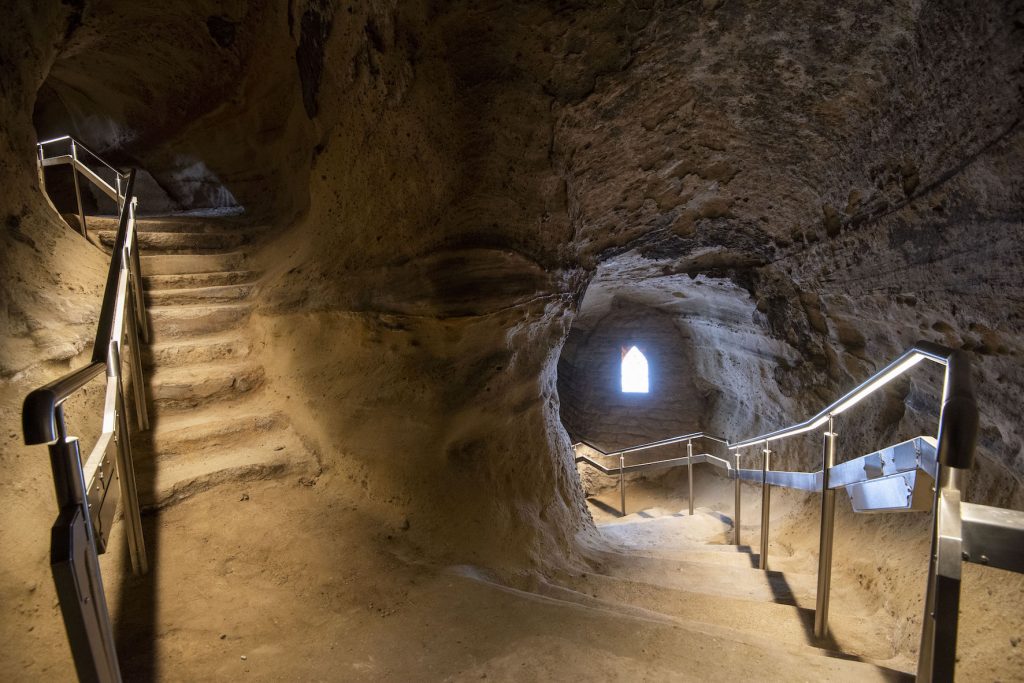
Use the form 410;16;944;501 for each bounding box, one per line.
81;468;917;682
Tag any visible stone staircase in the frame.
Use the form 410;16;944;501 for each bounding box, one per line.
91;215;318;510
536;506;915;680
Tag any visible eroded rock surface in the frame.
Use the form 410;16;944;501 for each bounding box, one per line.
1;0;1022;679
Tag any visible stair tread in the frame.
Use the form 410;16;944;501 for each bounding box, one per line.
146;282;255;305
144;333;252;367
134;426;313;509
141;252;248;276
545;571;898;661
149;358;265;409
143;270;258;290
87;215;262;234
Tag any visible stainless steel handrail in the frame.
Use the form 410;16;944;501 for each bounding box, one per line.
37;135;129;240
39;135;126;178
572;340;1021;681
23;158;149;682
728;341;951;451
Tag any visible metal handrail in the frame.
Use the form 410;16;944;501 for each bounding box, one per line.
729;341;952;452
37;135;129;240
572;340;1021;681
38;135;126;179
23;153;149;682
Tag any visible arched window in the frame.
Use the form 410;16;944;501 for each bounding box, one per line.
621;346;649;393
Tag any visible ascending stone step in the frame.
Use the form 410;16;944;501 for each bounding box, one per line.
143;270;258;291
142;252;247;276
134;422;311;510
144;334;251;367
87;215;257;235
149;302;252;339
142;400;289;457
146;282;254;306
98;229;248;253
150;360;265;409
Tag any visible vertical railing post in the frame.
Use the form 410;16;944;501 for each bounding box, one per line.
128;199;149;343
47;406;122;682
37;144;47;195
126;291;149;431
687;439;695;515
734;451;742;545
619;453;626;516
814;416;837;639
917;350;976;682
70;140;88;240
759;440;771;570
109;343;148;575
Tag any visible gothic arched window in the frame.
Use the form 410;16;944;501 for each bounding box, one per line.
621;346;649;393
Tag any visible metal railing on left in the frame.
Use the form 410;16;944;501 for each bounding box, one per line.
37;135;130;241
23;138;149;683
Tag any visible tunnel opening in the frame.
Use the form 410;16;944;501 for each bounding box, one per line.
31;44;244;219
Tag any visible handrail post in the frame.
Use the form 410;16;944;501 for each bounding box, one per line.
734;451;742;545
109;343;148;575
47;406;122;682
70;140;88;240
126;290;149;431
918;351;977;682
814;416;837;639
759;440;771;570
687;439;695;515
619;453;626;517
37;144;47;195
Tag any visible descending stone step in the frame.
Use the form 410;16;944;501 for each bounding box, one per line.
145;282;254;306
148;302;252;339
592;550;819;606
143;270;258;291
454;566;912;680
98;229;249;253
149;360;264;409
144;334;251;368
142;251;247;276
545;569;897;662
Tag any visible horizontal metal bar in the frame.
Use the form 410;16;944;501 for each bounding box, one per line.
40;156;121;201
766;469;822;492
575;453;710;476
961;502;1024;574
615;432;728;456
38;135;72;146
828;437;938;489
703;454;734;471
39;136;125;177
23;362;106;444
41;154;74;167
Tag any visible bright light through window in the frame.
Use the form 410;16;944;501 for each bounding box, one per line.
621;346;649;393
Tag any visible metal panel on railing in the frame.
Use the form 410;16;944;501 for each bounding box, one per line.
828;436;937;489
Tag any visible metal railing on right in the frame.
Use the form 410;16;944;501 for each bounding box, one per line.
573;340;1024;682
23;137;148;683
